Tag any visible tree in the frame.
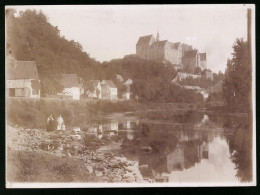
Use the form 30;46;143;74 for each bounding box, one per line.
223;38;251;112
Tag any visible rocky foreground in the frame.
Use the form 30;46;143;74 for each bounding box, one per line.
6;125;144;183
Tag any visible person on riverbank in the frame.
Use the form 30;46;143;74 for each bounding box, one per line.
57;115;65;131
46;115;55;132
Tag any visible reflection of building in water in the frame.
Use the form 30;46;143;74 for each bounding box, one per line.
199;141;209;159
88;126;97;134
127;130;134;140
97;133;102;139
166;131;210;171
98;125;103;132
111;121;118;131
201;114;209;123
126;120;137;129
102;121;118;131
167;144;185;171
179;130;202;142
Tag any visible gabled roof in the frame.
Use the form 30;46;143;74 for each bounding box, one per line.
158;40;168;47
136;35;153;45
6;60;39;80
124;79;133;85
60;74;79;88
184;50;199;58
101;80;117;88
200;53;206;61
150;40;168;49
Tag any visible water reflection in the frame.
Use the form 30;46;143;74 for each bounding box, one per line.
77;112;252;183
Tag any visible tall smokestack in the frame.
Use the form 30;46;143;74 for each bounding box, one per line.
247;8;252;67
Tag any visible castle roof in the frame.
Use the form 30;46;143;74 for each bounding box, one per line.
150;40;168;49
6;60;39;80
136;35;153;45
184;50;199;58
181;43;193;51
171;42;181;49
200;53;206;61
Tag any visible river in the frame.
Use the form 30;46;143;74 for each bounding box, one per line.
66;110;252;184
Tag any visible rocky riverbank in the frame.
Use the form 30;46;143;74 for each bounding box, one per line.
6;125;144;183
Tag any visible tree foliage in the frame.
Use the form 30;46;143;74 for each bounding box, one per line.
6;9;100;95
223;38;251;112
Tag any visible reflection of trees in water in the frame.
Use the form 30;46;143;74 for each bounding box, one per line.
121;123;209;179
139;111;204;124
225;128;252;182
210;114;252;182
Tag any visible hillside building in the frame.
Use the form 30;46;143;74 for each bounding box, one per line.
57;74;82;100
123;79;133;100
136;33;207;72
101;80;118;100
6;59;41;98
84;80;102;99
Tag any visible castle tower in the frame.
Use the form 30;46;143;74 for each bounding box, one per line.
156;30;159;42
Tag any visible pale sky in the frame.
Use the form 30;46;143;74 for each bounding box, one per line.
8;5;253;73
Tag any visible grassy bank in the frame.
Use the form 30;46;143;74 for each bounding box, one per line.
6;98;139;129
7;149;103;183
6;98;204;129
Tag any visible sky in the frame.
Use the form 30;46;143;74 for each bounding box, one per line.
8;5;253;73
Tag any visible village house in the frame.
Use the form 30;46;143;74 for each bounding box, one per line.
58;74;82;100
101;80;118;100
171;72;201;83
6;59;41;98
123;79;133;99
84;80;102;99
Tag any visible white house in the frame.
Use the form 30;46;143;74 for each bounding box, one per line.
101;80;118;100
58;74;81;100
85;80;102;99
6;59;41;98
171;72;201;83
123;79;133;100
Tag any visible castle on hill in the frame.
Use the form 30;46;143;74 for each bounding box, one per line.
136;33;207;72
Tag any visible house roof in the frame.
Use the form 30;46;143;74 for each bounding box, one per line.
6;60;39;80
101;80;117;88
200;53;206;61
136;35;153;45
124;79;133;85
60;74;79;88
184;50;198;58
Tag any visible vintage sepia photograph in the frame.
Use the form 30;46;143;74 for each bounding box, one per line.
5;4;255;187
